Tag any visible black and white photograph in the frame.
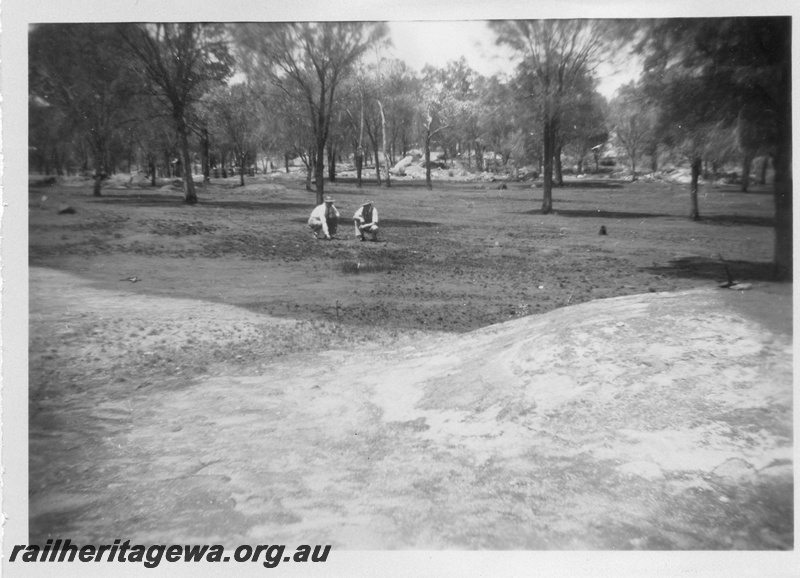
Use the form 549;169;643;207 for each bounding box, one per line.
1;0;797;576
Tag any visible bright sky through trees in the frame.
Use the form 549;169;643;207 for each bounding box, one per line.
387;20;642;98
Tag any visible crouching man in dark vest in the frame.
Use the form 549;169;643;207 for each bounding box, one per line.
353;200;379;242
308;195;339;240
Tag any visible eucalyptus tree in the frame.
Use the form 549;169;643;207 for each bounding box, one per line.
641;26;743;220
360;72;387;185
554;74;608;179
491;20;625;213
424;57;480;164
29;96;78;176
236;22;388;204
477;77;519;170
347;56;415;186
254;104;282;176
457;94;482;170
29;24;140;195
470;75;504;171
383;60;419;162
371;57;420;181
646;67;732;220
339;74;368;187
268;80;319;191
736;102;776;192
357;61;391;186
205;83;263;186
134;116;178;185
638;17;791;278
417;70;460;190
609;82;656;181
521;64;605;184
118;23;233;204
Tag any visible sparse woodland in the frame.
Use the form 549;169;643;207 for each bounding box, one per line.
28;19;792;278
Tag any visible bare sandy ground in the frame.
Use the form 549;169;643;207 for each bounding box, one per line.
29;267;792;549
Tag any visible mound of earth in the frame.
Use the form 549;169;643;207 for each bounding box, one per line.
28;268;792;550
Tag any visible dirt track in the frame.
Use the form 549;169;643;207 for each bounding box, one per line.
29;267;792;549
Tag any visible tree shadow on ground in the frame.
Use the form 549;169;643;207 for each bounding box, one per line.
88;193;187;206
710;184;774;196
699;214;775;227
90;194;310;212
557;179;626;189
642;256;776;283
520;208;673;219
516;208;774;226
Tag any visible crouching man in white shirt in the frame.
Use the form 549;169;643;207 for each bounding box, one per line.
353;200;379;242
308;195;339;240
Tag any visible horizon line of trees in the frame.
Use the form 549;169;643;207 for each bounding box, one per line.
28;18;792;278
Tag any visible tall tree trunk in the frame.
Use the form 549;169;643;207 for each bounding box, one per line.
305;156;313;192
741;153;752;192
378;100;390;188
425;132;433;191
760;155;769;185
314;81;328;205
554;145;564;187
356;149;363;188
690;156;702;221
92;138;105;196
648;142;659;174
174;154;183;178
327;141;336;182
373;143;381;186
541;116;554;214
284;152;290;173
149;156;156;187
93;173;103;196
631;155;637;182
315;138;325;205
176;121;197;204
357;85;365;189
202;127;210;185
239;152;245;187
